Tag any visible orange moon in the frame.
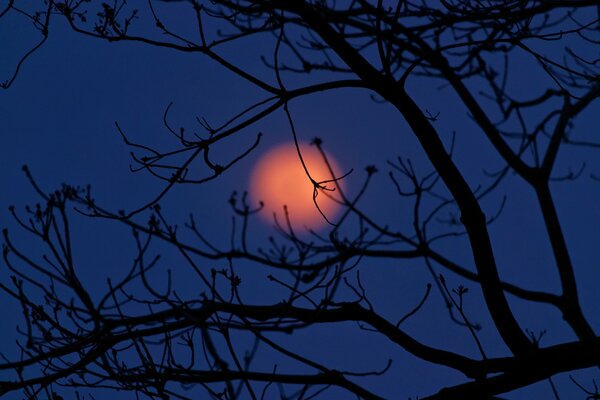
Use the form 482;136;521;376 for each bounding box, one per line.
249;142;344;230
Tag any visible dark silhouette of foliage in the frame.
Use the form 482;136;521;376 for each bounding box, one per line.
2;1;600;399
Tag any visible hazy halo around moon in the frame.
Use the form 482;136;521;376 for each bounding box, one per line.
249;141;344;231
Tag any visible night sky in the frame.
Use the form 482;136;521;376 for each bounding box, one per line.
2;2;600;399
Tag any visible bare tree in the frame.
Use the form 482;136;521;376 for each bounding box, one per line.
2;1;600;399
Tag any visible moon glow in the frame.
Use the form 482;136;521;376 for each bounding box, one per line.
249;142;344;230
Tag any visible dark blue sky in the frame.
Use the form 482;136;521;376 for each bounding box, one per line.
2;2;600;399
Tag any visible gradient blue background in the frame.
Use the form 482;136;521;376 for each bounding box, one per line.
2;3;600;399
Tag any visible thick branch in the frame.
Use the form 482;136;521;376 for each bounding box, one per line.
282;0;532;355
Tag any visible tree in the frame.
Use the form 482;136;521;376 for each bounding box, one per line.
1;1;600;399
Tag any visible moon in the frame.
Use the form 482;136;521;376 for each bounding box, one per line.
249;142;344;230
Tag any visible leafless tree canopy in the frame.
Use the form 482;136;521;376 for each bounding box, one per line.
2;1;600;399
